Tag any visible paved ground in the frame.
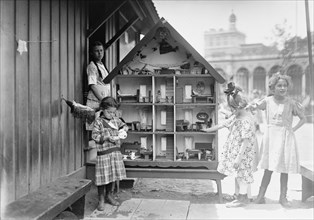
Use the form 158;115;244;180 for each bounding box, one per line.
84;123;313;219
84;199;313;220
83;168;313;219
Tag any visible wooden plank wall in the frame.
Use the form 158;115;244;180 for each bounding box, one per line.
0;0;87;208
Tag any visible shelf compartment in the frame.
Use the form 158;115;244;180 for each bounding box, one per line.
116;77;152;103
121;133;153;160
176;134;215;162
175;106;215;132
119;105;153;132
155;134;174;161
154;76;174;104
175;77;215;104
155;106;174;132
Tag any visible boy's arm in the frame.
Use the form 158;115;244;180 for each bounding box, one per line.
90;84;104;100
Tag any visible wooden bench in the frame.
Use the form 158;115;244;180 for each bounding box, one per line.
300;161;314;202
125;167;226;203
85;160;226;203
2;176;92;220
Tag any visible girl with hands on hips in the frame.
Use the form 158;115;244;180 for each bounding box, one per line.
250;73;305;208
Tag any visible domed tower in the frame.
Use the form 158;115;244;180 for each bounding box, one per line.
229;11;237;31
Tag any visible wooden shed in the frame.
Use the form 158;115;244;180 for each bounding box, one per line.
0;0;159;211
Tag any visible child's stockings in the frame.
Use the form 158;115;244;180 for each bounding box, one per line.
279;173;291;207
254;169;272;204
97;185;106;211
226;178;250;208
105;183;120;206
235;178;252;200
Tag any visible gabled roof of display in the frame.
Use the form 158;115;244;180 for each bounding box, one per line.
104;17;225;84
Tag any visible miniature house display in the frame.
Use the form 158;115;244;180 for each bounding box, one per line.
105;18;225;170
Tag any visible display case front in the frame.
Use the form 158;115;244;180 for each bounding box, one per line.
106;18;225;169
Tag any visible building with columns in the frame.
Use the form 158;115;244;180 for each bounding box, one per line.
204;12;313;102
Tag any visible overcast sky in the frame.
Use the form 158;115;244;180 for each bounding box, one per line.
153;0;314;55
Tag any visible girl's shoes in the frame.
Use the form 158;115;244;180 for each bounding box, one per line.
97;201;105;211
224;193;237;202
254;196;266;204
226;194;249;208
97;194;106;211
106;193;120;206
254;187;267;204
279;196;292;208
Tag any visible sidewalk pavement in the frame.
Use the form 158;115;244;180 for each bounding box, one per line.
84;169;313;219
84;198;313;220
84;123;313;219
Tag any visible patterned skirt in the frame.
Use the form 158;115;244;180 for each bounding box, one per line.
95;151;126;186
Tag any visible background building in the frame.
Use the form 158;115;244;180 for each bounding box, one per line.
204;12;313;102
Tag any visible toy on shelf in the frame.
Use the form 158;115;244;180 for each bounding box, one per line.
195;112;212;131
117;89;139;103
176;119;189;131
185;149;202;160
191;81;214;103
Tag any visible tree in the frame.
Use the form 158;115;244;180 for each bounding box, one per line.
270;20;296;73
267;20;310;101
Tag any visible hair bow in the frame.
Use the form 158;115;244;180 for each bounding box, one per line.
224;82;242;97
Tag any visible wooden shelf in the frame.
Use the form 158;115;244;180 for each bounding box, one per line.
175;131;215;135
116;74;152;78
116;74;214;78
120;102;153;106
175;103;216;107
128;131;154;135
123;160;218;170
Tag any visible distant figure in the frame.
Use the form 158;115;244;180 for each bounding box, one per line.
251;89;264;134
202;82;259;208
247;73;306;207
92;97;128;211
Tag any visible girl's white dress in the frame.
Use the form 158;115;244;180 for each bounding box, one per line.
257;96;304;174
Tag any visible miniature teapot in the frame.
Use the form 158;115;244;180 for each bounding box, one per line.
118;129;127;139
130;152;136;160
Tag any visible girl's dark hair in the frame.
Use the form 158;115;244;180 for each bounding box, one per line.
227;91;249;110
99;96;119;110
224;82;248;110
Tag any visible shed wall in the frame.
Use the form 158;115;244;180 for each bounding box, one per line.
0;0;87;207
